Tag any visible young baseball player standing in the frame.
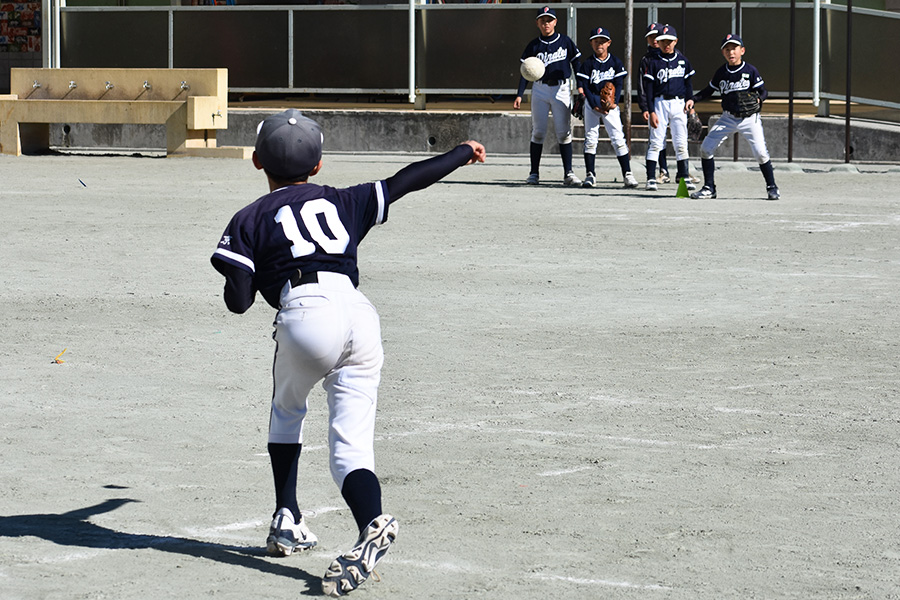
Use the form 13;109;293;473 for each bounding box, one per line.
689;34;780;200
211;109;486;597
576;26;639;189
642;24;695;191
514;5;582;186
637;23;671;184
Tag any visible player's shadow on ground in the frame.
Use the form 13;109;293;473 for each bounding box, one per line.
0;498;323;596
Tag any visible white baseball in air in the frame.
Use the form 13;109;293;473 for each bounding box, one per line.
520;57;545;82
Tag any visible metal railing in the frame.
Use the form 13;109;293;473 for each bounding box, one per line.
43;2;900;115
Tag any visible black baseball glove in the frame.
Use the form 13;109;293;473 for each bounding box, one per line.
571;92;585;120
733;89;761;118
687;110;703;141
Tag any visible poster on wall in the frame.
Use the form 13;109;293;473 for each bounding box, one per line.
0;3;42;53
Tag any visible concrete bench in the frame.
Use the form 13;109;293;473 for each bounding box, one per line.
0;68;250;158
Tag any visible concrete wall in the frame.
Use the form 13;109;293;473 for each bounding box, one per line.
45;109;900;163
704;115;900;163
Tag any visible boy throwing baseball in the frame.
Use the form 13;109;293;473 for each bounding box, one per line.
211;109;485;596
514;5;582;186
690;34;780;200
576;26;639;189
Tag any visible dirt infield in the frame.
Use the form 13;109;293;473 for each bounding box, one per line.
1;152;899;600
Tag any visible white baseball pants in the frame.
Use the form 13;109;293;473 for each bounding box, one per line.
583;106;629;157
647;96;689;162
530;80;574;145
700;111;771;164
270;272;383;489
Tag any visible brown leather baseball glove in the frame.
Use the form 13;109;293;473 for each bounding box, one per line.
599;81;617;112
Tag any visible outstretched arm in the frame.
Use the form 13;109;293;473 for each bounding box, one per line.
692;82;717;104
385;141;486;203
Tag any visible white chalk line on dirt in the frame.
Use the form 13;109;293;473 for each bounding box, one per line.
714;406;807;417
386;420;834;457
539;466;593;477
391;558;474;573
530;573;671;590
4;507;351;568
788;222;893;233
391;559;671;591
183;506;344;538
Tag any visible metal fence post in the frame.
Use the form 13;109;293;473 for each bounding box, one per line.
845;0;852;163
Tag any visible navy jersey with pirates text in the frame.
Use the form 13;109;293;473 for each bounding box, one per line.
211;181;388;310
516;33;581;97
693;61;768;114
643;50;695;101
576;53;627;111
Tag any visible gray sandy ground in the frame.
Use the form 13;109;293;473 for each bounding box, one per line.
1;152;899;600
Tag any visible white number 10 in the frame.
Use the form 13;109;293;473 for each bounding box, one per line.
275;199;350;258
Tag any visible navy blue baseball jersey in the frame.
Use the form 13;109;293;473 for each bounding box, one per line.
693;61;768;113
642;49;695;101
517;33;581;97
212;181;388;309
637;46;660;112
576;53;627;110
212;144;475;314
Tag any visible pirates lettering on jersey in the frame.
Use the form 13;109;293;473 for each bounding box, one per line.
643;50;695;100
718;75;753;95
537;46;570;66
656;62;687;83
517;33;581;97
590;66;618;85
694;61;767;116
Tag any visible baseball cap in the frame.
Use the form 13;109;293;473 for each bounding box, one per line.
655;24;678;41
645;22;661;37
536;6;557;20
589;27;611;41
721;33;744;48
255;109;323;180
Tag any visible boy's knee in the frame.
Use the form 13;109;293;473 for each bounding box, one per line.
700;140;718;160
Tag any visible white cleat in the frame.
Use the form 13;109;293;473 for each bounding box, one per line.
623;172;639;188
322;514;398;597
564;172;582;187
266;508;318;556
690;185;717;199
